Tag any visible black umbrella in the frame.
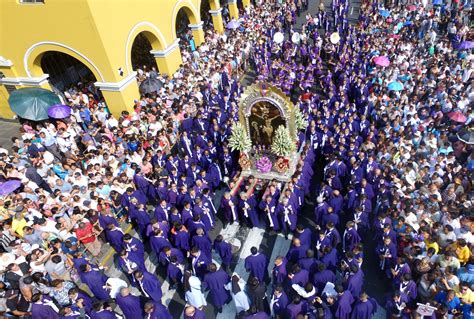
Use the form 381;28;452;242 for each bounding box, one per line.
457;128;474;145
139;77;163;94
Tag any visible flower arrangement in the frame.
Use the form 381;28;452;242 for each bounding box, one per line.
295;107;308;131
228;122;252;153
275;157;290;173
271;125;296;157
238;153;252;170
255;156;272;173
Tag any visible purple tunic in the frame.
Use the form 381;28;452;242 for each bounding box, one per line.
203;269;231;308
245;253;268;282
115;294;144;319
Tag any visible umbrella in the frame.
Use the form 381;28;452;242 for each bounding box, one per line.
0;180;22;196
456;41;474;50
273;32;284;44
379;9;390;17
448;111;467;123
48;104;72;119
292;32;301;44
387;81;404;91
226;20;240;30
139;77;164;94
457;129;474;144
407;4;417;11
8;88;60;121
373;56;390;67
330;32;340;44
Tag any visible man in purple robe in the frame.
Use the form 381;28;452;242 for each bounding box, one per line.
313;263;336;293
115;287;144;319
271;285;289;318
166;256;184;289
376;236;397;275
245;247;269;283
79;264;110;301
122;234;145;265
150;228;171;258
289;264;310;287
68;288;93;314
343;221;361;253
213;234;233;272
286;238;309;263
133;270;163;303
346;264;364;299
159;247;184;267
89;302;117;319
31;293;60;319
351;292;376;319
242;306;271;319
272;256;288;286
191;228;212;259
144;301;172;319
203;263;231;314
334;285;354;319
105;224;124;252
183;305;206;319
190;246;211;279
286;296;304;318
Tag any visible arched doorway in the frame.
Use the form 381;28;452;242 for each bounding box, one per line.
130;32;159;75
200;0;213;30
38;51;99;95
176;8;192;42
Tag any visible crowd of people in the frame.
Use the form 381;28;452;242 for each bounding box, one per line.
0;0;472;318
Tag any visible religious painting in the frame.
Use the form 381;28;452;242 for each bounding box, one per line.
248;100;285;147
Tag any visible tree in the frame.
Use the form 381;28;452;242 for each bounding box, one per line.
271;125;295;157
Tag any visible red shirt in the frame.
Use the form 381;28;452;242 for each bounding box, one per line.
75;222;96;244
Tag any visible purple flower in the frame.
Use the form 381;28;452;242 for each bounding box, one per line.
255;156;272;173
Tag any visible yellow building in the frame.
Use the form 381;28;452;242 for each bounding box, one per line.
0;0;251;118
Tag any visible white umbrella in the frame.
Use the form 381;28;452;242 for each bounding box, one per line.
292;32;301;44
330;32;340;44
273;32;284;44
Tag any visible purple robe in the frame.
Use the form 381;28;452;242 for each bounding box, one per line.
346;269;364;299
203;269;231;308
174;230;190;252
343;227;361;252
245;253;268;282
137;271;163;303
213;239;232;267
90;309;117;319
32;297;60;319
313;269;336;293
81;268;110;301
150;235;171;257
286;301;304;319
336;291;354;319
273;259;288;285
115;294;144;319
191;234;212;259
350;300;375;319
148;301;172;319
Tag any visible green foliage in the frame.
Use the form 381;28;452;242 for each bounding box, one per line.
228;122;252;153
271;125;295;157
295;107;308;131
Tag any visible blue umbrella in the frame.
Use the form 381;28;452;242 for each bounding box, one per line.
8;88;60;121
387;81;404;91
379;9;391;17
0;180;22;196
48;104;72;119
404;21;413;26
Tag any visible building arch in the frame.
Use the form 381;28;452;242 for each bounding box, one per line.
24;41;104;82
125;21;168;74
171;1;201;39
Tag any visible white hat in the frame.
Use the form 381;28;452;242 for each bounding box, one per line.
0;253;16;272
